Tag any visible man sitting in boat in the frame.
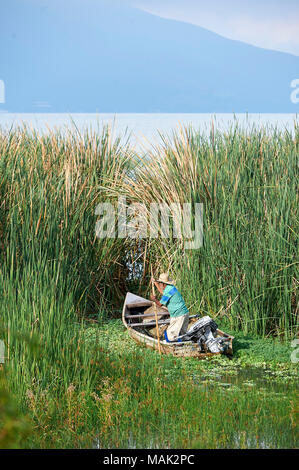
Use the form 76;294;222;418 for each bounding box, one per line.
150;273;189;342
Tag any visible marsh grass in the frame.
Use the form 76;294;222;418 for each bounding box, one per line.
114;123;299;338
81;320;299;449
0;123;298;448
3;318;296;449
0;125;133;447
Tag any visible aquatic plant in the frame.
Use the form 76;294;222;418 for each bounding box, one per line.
0;122;298;449
114;123;298;338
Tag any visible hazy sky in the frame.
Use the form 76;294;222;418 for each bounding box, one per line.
127;0;299;56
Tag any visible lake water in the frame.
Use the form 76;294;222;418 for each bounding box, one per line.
0;113;297;149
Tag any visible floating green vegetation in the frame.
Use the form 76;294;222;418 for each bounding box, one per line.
82;320;298;449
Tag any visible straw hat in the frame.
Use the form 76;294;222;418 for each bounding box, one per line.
156;273;175;285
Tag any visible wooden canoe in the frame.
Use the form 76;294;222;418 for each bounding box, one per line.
122;292;234;359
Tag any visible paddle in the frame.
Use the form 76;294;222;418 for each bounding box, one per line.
151;266;162;355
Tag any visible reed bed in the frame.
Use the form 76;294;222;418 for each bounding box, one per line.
113;123;298;338
0;122;298;448
0;125;133;447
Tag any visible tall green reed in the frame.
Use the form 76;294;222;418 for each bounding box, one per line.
0;122;297;448
0;125;133;435
113;123;298;338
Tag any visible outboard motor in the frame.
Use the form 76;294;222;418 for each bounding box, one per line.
179;316;229;353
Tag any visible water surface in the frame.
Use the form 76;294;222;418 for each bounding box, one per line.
0;113;297;150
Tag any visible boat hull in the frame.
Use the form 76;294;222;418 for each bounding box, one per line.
122;293;234;358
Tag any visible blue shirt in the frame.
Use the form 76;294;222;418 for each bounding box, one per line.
160;285;189;318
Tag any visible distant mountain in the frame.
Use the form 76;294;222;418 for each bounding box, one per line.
1;0;298;112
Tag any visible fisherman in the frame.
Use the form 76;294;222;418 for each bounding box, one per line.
150;273;189;342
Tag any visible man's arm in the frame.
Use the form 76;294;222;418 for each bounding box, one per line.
150;279;166;307
153;280;164;294
150;295;163;308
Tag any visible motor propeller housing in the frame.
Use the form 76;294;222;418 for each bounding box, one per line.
179;316;230;353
